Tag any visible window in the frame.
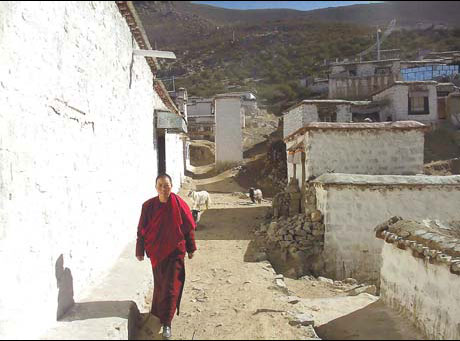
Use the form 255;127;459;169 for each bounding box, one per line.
408;96;429;115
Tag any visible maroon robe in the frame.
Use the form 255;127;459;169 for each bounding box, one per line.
136;193;197;326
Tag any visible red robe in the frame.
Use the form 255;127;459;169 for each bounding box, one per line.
136;193;196;326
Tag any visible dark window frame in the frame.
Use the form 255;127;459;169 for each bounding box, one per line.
408;95;430;115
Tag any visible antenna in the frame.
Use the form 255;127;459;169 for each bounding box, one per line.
357;19;396;61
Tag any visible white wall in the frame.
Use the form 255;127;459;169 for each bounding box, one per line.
381;244;460;339
283;104;318;139
293;129;424;181
187;101;213;117
374;84;438;123
215;97;243;163
314;175;460;285
165;132;185;193
0;2;164;338
336;104;352;122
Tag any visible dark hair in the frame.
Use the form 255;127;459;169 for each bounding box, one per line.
156;173;172;185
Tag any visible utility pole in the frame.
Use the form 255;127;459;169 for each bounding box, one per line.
377;28;382;61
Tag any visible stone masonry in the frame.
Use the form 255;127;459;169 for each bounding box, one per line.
376;217;460;339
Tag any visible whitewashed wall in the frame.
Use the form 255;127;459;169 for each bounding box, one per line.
215;97;243;163
283;104;318;139
374;83;438;123
304;129;424;179
314;174;460;285
0;2;165;338
381;244;460;339
165;132;185;193
187;100;213;117
336;104;352;122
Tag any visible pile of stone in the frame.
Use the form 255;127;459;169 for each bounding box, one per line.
255;210;325;258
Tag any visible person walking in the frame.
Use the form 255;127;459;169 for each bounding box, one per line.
136;174;197;339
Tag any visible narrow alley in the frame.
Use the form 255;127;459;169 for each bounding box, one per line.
134;167;425;340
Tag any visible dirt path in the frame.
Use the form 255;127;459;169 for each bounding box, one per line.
135;168;425;340
135;190;318;340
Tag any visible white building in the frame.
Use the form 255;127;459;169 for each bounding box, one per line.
284;121;428;185
187;96;214;117
313;174;460;285
328;59;401;100
214;94;244;164
0;2;186;338
283;100;357;139
377;218;460;340
372;81;439;124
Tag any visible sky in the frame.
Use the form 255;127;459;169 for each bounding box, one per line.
192;1;380;11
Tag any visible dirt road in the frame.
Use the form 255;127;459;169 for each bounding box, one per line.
135;168;425;340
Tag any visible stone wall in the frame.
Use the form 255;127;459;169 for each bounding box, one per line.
255;211;325;277
0;2;166;338
285;122;427;182
376;218;460;339
283;104;318;139
313;174;460;285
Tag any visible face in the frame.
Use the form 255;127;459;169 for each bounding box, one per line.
156;177;172;198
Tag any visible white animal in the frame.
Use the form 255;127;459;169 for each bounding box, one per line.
249;188;263;204
187;190;211;210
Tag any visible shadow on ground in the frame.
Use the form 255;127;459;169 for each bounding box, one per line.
195;206;267;241
134;313;162;340
316;300;426;340
59;301;138;322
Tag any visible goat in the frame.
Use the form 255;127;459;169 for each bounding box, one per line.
187;190;211;210
191;209;201;224
249;187;263;204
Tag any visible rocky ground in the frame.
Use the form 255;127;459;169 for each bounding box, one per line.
134;165;425;340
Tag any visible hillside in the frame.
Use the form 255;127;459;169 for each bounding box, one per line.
134;1;460;115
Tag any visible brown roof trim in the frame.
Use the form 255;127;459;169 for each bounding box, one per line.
116;2;182;118
284;121;429;142
154;80;181;117
116;1;159;73
375;217;460;275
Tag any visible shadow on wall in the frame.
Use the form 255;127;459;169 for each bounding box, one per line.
55;254;75;320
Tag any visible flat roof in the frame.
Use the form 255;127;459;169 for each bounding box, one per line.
313;173;460;187
284;121;429;142
330;58;400;67
283;99;356;115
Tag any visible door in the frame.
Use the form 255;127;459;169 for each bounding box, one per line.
158;134;166;174
438;97;447;119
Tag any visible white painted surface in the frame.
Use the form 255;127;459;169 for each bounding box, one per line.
283;104;319;139
286;128;425;181
381;244;460;339
165;132;185;193
215;97;243;163
284;103;356;139
373;83;438;123
187;99;213;117
314;177;460;285
0;2;166;338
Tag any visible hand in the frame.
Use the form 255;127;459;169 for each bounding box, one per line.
188;252;194;259
136;256;144;261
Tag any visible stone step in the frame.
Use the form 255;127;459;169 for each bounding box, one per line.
41;241;152;340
